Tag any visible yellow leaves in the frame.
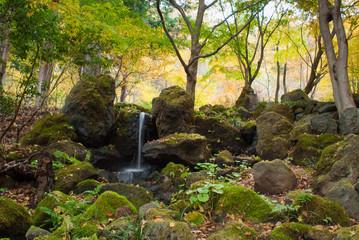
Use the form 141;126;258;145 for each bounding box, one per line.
169;222;176;227
153;217;165;223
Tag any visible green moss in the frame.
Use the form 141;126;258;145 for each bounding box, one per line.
316;143;341;177
0;198;33;240
54;162;98;194
185;211;204;226
146;220;195;240
242;121;256;130
73;179;100;195
162;133;206;146
157;86;193;109
298;133;342;149
167;200;190;214
33;191;78;230
20;113;77;146
161;162;188;178
214;186;273;222
293;194;350;226
208;220;259;240
85;191;137;221
114;102;150;113
145;208;177;221
335;225;359;239
270;223;331;240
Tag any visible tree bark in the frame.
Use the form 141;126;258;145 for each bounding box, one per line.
318;0;356;116
282;62;287;94
275;57;280;103
120;84;127;102
0;21;10;94
35;61;53;107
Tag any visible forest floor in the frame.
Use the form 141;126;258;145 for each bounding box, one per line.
0;107;358;239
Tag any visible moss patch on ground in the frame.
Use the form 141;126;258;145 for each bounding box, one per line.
270;222;331;240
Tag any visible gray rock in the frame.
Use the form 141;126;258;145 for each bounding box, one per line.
139;202;159;218
25;226;50;240
318;102;337;114
281;89;310;102
253;159;297;194
310;113;337;134
339;107;359;135
326;180;359;220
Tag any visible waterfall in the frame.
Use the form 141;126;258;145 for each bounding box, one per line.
136;112;145;169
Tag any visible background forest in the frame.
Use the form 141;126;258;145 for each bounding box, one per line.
1;0;359;113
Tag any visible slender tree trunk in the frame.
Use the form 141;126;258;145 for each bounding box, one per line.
304;36;324;94
186;58;198;102
0;23;10;94
120;84;127;102
282;62;287;94
35;62;53;107
318;0;355;116
275;46;280;103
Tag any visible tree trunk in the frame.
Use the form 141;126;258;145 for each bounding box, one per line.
186;58;198;102
275;45;280;103
282;62;287;94
304;36;324;94
318;0;355;116
35;61;53;107
0;24;10;94
120;84;127;102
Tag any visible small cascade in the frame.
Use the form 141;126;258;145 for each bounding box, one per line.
116;112;152;184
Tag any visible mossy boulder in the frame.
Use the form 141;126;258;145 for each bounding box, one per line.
25;226;50;240
114;102;150;113
214;150;234;167
194;115;246;155
261;103;295;122
314;134;359;196
145;208;178;221
310;113;338;134
152;86;194;137
54;161;98;193
289;114;315;141
33;191;78;230
20;113;77;146
42;140;88;163
167;199;190;215
185;211;204;226
281;89;310;102
253;159;297;194
73;179;101;195
142;133;211;167
0;198;32;240
235;86;258;111
292;133;342;166
60;75;116;147
335;225;359;240
98;183;152;209
256;111;293;160
208;220;259;240
214;186;273;222
326;180;359;220
288;191;350;226
85;191;137;221
270;222;331;240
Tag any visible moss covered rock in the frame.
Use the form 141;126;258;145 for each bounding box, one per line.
142;133;211;167
208;220;259;240
256;111;293;160
152;86;194;138
292;133;342;166
25;226;50;240
73;179;101;195
60;75;116;147
43;140;88;163
335;225;359;240
20;113;77;146
33;191;78;230
270;222;331;240
214;186;273;222
214;150;234;167
85;191;137;221
261;103;294;122
167;199;190;214
185;211;205;226
314;134;359;196
98;183;152;209
0;198;32;240
54;161;98;193
235;86;258;111
194;115;246;155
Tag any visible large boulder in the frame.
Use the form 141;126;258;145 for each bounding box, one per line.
326;180;359;220
235;86;258;111
339;107;359;135
0;198;33;240
253;159;297;194
313;134;359;196
281;89;310;102
310;113;338;134
335;225;359;240
194;115;246;154
42;140;88;163
291;133;342;166
256;111;293;160
260;103;295;122
142;133;211;168
270;223;331;240
208;220;259;240
54;162;98;193
289;114;314;141
60;75;116;147
152;86;194;137
20;113;77;146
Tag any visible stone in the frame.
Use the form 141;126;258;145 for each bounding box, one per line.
152;86;194;137
60;75;116;147
270;222;331;240
310;113;337;134
317;102;337;114
261;103;294;122
142;133;211;168
25;226;50;240
0;198;33;240
256;111;293;160
208;220;259;240
54;162;98;194
326;180;359;220
281;89;310;102
339;107;359;135
99;183;152;209
334;225;359;240
291;133;342;166
214;150;234;167
235;86;258;111
43;140;88;163
240;121;257;145
194;115;246;155
139;202;159;218
20;113;77;146
89;146;122;171
253;159;297;194
73;179;100;195
314;134;359;196
289;114;314;141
